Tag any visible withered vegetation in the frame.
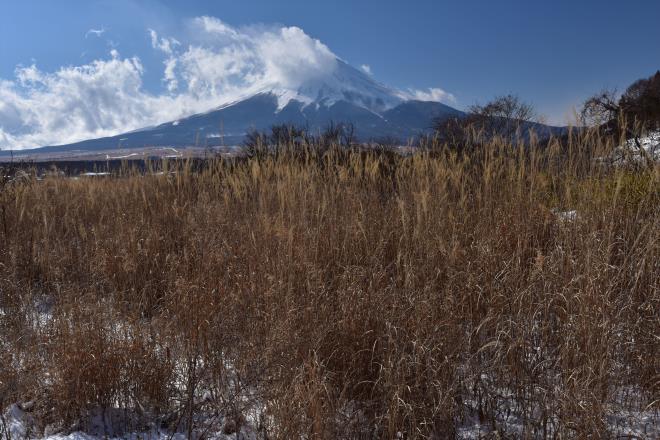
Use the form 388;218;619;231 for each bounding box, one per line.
0;127;658;439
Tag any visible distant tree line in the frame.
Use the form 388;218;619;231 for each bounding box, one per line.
244;122;357;158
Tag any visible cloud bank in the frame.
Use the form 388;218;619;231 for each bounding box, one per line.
0;17;454;149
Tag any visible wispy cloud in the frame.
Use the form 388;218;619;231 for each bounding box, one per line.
148;29;179;55
85;28;106;39
401;87;456;104
360;64;372;75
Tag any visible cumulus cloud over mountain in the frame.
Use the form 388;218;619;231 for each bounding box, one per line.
0;17;454;150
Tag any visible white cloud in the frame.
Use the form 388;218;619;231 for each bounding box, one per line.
148;29;180;55
149;29;181;92
175;17;337;93
85;28;106;39
196;16;240;38
0;55;175;149
403;87;456;104
360;64;372;75
0;17;455;150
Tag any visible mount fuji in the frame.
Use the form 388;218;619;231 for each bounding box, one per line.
8;59;465;155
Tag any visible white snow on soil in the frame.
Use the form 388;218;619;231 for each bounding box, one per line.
611;130;660;164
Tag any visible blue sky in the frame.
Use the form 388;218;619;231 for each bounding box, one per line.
1;0;659;148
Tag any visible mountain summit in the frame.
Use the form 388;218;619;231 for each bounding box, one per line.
262;59;406;113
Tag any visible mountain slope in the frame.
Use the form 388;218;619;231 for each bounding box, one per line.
17;95;463;154
0;59;563;155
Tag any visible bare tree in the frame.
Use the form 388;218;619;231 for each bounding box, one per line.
471;94;536;124
580;89;620;127
581;71;660;130
471;94;537;139
434;94;538;151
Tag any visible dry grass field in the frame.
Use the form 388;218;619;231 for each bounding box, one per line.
0;130;658;438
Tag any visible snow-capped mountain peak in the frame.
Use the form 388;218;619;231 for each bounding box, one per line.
260;59;404;113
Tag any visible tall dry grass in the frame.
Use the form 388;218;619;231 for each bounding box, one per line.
0;130;658;439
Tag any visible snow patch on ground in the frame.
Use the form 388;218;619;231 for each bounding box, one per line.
3;404;259;440
609;130;660;165
5;390;657;440
80;172;111;177
552;209;578;222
